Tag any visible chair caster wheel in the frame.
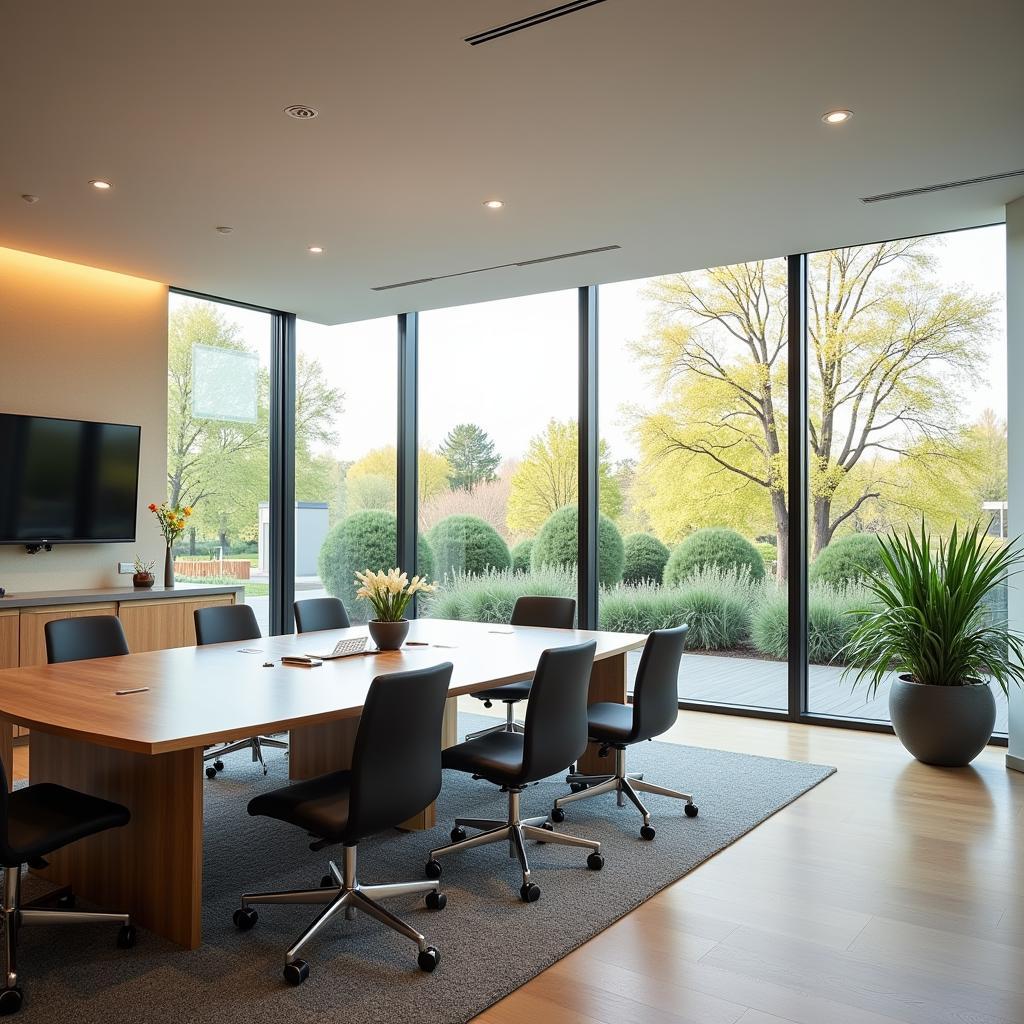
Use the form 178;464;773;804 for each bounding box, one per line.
425;890;446;910
0;987;23;1016
56;892;76;909
640;824;656;840
283;959;309;986
417;946;441;972
320;874;334;888
116;924;137;949
262;766;269;776
233;907;258;930
536;821;554;844
214;760;224;772
550;806;565;823
587;852;604;871
685;803;699;817
450;826;467;843
205;766;217;779
519;882;541;903
424;859;442;880
569;782;588;793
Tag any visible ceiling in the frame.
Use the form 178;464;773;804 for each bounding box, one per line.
1;0;1022;325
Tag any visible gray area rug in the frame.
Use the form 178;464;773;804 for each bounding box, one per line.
12;716;835;1023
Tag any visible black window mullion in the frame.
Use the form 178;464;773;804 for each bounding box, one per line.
578;286;599;630
269;310;296;636
397;312;419;612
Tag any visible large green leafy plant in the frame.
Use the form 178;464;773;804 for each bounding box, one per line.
842;522;1024;697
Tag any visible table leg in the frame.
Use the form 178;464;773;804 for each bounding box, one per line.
577;652;628;776
0;719;12;792
29;733;203;949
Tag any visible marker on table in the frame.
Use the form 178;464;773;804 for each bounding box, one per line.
115;687;150;696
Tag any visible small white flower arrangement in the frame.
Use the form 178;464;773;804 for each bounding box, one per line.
354;568;437;622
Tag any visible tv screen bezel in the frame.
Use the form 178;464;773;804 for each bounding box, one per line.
0;412;142;546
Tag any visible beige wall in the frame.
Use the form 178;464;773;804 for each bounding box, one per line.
0;246;167;593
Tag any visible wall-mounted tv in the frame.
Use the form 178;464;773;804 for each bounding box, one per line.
0;413;141;546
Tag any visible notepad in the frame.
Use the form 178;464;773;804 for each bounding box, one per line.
281;655;323;667
306;636;370;660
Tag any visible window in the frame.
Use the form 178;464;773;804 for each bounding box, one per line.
417;292;578;622
294;317;398;624
167;293;272;634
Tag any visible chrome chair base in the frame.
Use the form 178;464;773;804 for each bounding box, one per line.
466;701;526;740
204;734;289;775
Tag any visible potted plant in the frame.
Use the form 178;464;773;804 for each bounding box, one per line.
132;556;156;589
148;501;193;588
842;521;1024;766
354;568;436;650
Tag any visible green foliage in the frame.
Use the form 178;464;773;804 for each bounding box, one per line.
842;521;1024;695
437;423;501;491
664;528;765;585
754;542;777;569
428;514;511;578
809;533;885;586
622;533;670;585
531;506;625;586
318;510;434;614
511;539;534;573
422;566;576;624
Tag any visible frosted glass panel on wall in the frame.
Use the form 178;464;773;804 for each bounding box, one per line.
192;343;259;423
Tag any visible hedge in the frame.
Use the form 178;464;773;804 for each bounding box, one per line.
622;533;670;586
809;533;886;586
511;539;534;574
427;514;510;579
422;566;576;624
530;506;625;586
664;528;766;585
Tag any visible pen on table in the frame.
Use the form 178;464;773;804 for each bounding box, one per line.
115;687;150;696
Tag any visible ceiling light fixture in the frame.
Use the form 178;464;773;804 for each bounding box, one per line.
215;226;233;234
821;109;853;125
308;246;324;254
483;199;505;209
89;179;113;189
284;105;319;120
21;194;39;204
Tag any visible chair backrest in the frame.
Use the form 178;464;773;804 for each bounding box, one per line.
294;597;350;634
520;639;597;783
631;625;688;742
510;595;576;630
193;604;261;646
45;615;130;664
345;662;453;841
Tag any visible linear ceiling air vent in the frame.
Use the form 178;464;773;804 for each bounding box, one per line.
860;168;1024;204
465;0;610;45
371;244;621;291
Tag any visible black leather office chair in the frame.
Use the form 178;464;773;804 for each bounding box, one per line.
552;625;698;839
466;596;576;741
193;605;288;777
44;615;129;664
426;639;603;903
233;662;453;985
293;597;350;634
0;763;136;1014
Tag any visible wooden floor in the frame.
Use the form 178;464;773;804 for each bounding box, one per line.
465;701;1024;1024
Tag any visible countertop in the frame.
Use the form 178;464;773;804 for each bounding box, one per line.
0;584;245;609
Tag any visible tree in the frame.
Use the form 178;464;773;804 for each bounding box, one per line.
438;423;501;491
506;419;622;535
345;446;451;514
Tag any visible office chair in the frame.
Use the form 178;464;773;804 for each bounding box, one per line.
293;597;350;634
233;662;453;984
426;640;603;903
44;615;130;664
466;596;576;741
0;756;135;1014
551;625;698;839
193;605;288;778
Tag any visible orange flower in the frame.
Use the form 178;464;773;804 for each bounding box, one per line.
148;503;157;512
183;507;192;516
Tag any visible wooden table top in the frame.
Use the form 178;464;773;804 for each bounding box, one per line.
0;618;645;755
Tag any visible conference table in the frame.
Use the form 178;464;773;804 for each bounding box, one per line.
0;617;645;949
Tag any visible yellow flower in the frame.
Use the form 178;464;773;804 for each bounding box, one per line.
183;507;192;516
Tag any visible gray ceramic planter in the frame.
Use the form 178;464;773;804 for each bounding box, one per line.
888;675;995;767
367;619;410;651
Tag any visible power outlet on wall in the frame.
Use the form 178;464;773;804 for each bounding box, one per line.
117;562;135;575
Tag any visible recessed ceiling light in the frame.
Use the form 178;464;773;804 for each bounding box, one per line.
285;105;319;120
821;109;853;125
89;179;113;190
215;226;233;234
308;246;324;254
483;199;505;209
21;194;39;204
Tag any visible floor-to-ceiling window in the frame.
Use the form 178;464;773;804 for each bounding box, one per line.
416;291;578;622
806;225;1008;732
293;317;398;624
598;261;790;709
167;292;273;634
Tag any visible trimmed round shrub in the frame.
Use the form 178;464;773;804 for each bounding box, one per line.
664;528;765;586
809;533;885;586
428;514;510;579
530;506;624;586
318;510;435;614
511;538;534;574
622;533;670;585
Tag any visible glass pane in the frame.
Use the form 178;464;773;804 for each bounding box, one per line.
417;292;578;623
167;294;272;634
294;317;397;625
599;261;789;711
806;226;1008;734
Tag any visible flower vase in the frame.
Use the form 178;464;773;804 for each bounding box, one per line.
368;619;409;651
164;546;175;589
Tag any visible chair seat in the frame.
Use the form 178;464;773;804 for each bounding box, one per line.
247;770;352;841
4;784;130;866
473;680;532;703
442;731;526;786
587;701;636;744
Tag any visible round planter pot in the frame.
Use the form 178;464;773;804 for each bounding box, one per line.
368;619;410;651
132;573;155;589
888;675;995;767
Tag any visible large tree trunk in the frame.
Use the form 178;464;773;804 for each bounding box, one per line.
188;527;196;556
771;489;789;585
812;496;833;558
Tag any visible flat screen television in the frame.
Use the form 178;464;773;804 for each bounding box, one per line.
0;413;141;546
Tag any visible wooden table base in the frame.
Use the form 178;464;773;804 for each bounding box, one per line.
578;652;628;776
